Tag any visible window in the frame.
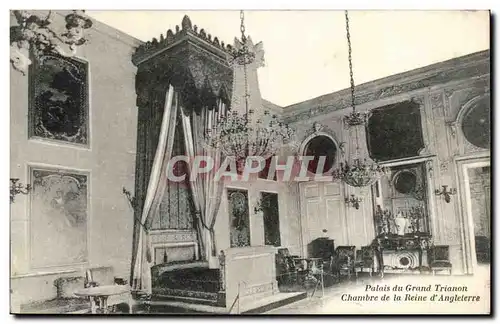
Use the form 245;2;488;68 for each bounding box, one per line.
29;54;89;145
261;192;281;247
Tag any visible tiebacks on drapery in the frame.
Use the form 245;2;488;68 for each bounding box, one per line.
123;187;148;230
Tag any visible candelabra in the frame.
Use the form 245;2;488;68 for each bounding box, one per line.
435;185;457;203
10;178;31;203
10;10;92;75
345;194;362;210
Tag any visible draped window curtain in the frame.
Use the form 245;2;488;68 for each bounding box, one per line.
131;84;178;294
181;100;226;258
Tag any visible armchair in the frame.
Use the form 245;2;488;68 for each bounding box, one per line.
354;246;375;278
428;245;452;275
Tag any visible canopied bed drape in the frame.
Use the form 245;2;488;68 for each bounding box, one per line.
181;102;226;257
130;84;228;293
131;85;178;294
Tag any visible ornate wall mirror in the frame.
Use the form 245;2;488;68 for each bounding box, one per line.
303;135;337;175
373;162;430;237
461;96;490;149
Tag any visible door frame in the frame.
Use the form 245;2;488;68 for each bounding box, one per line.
456;157;490;274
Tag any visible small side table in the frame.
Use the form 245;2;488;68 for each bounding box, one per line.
74;285;132;314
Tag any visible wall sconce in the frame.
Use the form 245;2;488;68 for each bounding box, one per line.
345;194;362;210
10;178;31;203
122;187;137;209
10;10;92;75
435;185;457;203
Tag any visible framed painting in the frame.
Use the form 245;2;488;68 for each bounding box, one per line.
28;54;89;146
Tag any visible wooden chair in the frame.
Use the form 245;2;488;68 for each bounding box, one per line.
429;245;452;275
354;246;375;278
333;246;356;281
475;236;490;264
275;248;300;288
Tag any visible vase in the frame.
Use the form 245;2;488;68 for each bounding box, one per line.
394;215;407;236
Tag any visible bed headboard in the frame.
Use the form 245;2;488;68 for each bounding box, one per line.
149;229;199;265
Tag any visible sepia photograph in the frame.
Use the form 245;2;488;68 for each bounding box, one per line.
8;5;491;316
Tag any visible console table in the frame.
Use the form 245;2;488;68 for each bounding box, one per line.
372;234;432;277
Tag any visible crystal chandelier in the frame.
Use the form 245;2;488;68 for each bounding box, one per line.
333;11;388;188
10;10;92;75
205;11;295;169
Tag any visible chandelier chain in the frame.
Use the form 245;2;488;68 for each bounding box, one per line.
240;10;246;41
345;10;356;112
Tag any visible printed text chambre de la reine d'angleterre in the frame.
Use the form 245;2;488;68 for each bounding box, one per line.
341;284;482;303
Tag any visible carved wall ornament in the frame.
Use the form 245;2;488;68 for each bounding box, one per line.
339;141;346;155
430;92;444;110
446;121;458;137
411;95;425;106
313;122;323;133
302;122;338;144
426;160;434;178
10;10;92;75
439;160;450;173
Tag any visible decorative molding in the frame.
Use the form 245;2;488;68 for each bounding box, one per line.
444;78;490;100
149;230;197;244
284;55;489;123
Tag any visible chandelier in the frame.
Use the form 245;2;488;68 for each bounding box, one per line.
10;10;92;75
333;11;388;188
205;11;295;169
